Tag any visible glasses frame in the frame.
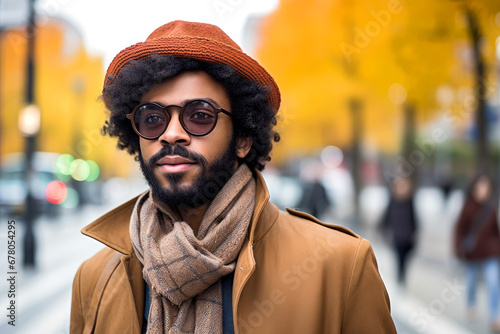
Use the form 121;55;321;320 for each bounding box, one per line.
126;98;232;140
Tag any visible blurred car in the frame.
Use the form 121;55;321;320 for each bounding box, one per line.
0;152;63;216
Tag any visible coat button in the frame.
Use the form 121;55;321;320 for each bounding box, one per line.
239;267;243;272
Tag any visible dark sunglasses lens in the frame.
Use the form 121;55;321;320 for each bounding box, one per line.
182;100;217;135
134;105;168;138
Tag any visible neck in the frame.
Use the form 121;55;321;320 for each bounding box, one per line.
177;203;210;236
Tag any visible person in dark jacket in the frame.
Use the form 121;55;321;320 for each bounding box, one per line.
298;179;331;219
381;177;418;286
454;174;500;331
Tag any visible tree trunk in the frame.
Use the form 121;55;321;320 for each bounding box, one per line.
464;6;489;174
349;98;362;226
402;103;417;184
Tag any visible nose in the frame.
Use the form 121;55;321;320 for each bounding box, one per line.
158;110;191;145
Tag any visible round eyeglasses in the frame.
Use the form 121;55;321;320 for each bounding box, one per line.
126;98;232;140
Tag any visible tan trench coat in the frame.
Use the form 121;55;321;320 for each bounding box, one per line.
70;171;396;333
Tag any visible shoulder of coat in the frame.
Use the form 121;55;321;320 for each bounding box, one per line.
80;246;120;273
285;207;360;238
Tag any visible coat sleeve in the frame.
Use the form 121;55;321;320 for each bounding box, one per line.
410;198;417;233
379;200;392;232
70;263;85;334
341;239;397;333
486;210;500;238
69;248;118;334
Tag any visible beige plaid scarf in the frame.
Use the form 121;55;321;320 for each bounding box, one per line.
130;164;255;334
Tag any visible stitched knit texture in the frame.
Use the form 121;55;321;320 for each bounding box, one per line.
130;165;256;333
104;20;280;113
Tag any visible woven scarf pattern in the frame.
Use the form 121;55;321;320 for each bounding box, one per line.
130;164;255;333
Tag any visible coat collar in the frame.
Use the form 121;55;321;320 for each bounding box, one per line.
81;169;278;254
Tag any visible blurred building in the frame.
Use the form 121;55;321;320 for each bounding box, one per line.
0;15;134;179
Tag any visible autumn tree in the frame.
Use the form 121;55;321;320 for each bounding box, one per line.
256;0;500;172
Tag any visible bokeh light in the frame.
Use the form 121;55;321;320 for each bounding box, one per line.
321;146;344;169
85;160;100;182
60;188;80;209
71;159;90;181
56;154;75;175
45;180;68;204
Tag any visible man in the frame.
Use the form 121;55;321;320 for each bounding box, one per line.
70;20;396;334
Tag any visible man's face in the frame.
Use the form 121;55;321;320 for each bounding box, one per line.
138;71;247;208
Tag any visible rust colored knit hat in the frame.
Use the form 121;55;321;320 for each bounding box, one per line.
105;20;280;113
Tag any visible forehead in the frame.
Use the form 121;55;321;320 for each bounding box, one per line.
140;70;230;109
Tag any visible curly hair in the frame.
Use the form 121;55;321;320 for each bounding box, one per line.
101;55;280;171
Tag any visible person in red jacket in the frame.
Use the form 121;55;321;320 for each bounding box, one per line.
454;174;500;331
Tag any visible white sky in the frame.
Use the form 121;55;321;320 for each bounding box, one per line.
43;0;279;67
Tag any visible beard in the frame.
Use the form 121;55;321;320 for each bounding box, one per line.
139;138;238;208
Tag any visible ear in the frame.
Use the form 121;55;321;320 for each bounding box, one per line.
236;137;252;159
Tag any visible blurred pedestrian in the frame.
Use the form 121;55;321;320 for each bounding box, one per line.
298;178;331;219
380;177;418;286
439;174;453;200
453;174;500;331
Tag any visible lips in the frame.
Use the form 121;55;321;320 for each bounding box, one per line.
156;155;196;173
157;155;195;165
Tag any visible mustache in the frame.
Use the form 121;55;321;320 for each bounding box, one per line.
148;145;208;169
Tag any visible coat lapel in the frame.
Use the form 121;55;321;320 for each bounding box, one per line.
82;194;143;255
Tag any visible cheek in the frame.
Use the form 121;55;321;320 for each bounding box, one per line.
139;139;146;153
139;139;155;162
220;121;234;144
202;122;234;154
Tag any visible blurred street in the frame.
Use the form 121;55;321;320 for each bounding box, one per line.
0;183;496;333
350;186;491;334
0;204;107;334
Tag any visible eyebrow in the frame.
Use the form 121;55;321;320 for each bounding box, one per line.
145;98;221;108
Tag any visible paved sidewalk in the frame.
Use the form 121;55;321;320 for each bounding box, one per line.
370;233;482;334
338;186;496;334
0;204;115;334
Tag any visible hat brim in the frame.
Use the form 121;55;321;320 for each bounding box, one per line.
105;36;280;113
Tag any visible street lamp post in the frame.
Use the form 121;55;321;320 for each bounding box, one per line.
22;0;38;267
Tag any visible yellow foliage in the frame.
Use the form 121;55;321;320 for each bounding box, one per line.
0;19;134;178
257;0;500;161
